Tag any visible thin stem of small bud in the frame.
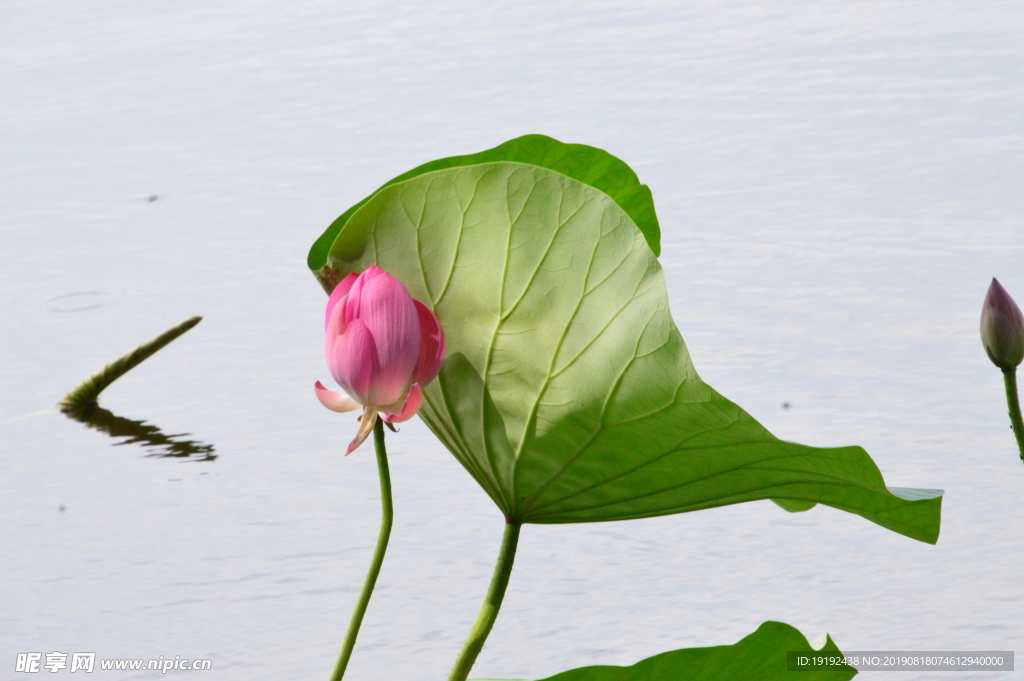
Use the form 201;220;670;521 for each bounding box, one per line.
1003;368;1024;464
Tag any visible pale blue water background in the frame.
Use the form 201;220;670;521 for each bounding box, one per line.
2;1;1023;679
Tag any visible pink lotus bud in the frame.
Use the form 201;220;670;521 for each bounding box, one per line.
315;266;446;453
981;278;1024;370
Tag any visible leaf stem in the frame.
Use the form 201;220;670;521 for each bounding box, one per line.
447;519;522;681
1003;368;1024;463
330;418;393;680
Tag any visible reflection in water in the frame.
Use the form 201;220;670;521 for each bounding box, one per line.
63;403;216;461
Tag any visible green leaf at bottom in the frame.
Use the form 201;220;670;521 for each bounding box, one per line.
534;621;856;681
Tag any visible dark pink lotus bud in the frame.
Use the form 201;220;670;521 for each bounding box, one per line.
315;266;446;453
981;278;1024;370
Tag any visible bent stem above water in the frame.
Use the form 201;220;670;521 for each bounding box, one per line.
60;316;202;411
330;418;393;681
1003;368;1024;463
447;520;522;681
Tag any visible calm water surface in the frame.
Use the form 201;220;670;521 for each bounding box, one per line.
2;2;1023;679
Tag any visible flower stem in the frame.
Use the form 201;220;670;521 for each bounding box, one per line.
1003;368;1024;463
447;520;522;681
330;418;392;681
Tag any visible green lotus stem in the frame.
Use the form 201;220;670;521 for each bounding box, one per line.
59;316;202;411
447;520;522;681
330;418;392;681
1003;368;1024;463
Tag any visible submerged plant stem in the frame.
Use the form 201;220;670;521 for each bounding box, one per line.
1004;368;1024;463
330;418;392;681
447;520;522;681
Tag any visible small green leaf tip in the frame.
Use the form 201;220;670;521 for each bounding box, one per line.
981;278;1024;370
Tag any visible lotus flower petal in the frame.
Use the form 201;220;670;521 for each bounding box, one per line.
327;318;376;405
314;381;361;413
381;383;423;424
355;270;421;407
325;284;350;339
347;407;378;455
325;272;358;332
412;300;446;386
343;264;385;327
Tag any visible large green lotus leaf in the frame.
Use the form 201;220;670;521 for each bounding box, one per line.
532;621;856;681
308;134;660;279
317;162;942;543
